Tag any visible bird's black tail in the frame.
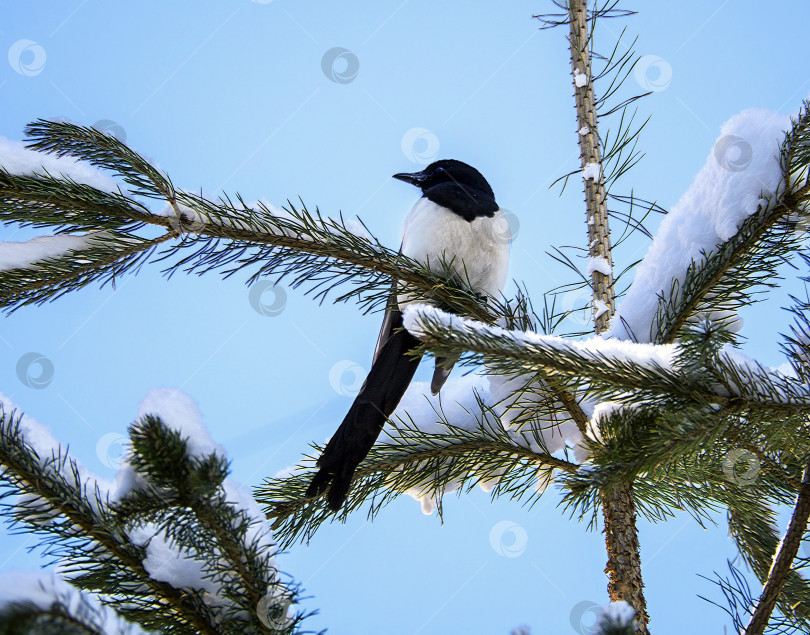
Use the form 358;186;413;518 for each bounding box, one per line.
307;319;422;511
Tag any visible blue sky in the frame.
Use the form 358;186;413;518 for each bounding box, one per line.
2;1;810;633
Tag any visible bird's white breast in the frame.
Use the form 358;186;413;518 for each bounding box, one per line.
399;197;510;305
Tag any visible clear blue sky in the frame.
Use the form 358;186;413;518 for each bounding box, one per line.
1;1;809;633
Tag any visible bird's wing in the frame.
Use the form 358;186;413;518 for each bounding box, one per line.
372;282;399;365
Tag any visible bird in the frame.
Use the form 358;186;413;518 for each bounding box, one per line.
306;159;511;511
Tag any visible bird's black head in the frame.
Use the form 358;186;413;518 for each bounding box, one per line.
393;159;495;200
393;160;498;221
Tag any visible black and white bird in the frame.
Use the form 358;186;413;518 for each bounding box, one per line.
306;159;510;511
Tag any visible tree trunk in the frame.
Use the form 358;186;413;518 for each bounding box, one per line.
601;481;650;633
567;0;614;334
567;2;648;630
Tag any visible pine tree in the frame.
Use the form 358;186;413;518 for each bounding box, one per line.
0;398;314;633
1;2;809;633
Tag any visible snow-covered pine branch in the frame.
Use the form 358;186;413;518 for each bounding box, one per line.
609;105;810;345
0;119;496;322
0;229;171;311
0;389;310;634
394;99;810;630
2;6;810;631
0;570;144;634
259;374;578;548
403;304;810;413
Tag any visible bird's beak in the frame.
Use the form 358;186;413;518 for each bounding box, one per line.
392;171;427;187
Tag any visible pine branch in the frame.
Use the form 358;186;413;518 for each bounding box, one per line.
24;118;175;200
729;498;810;629
259;405;577;549
567;0;615;334
0;571;142;635
0;230;171;313
523;320;808;531
404;305;810;417
117;416;283;625
548;376;590;435
558;399;802;530
155;192;494;323
0;602;104;634
655;103;810;345
0;408;218;634
1;126;495;322
744;465;810;634
550;281;806;530
0;168;151;232
0;405;311;634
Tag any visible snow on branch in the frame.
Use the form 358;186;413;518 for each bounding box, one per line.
383;374;584;514
0;232;110;272
0;134;119;192
0;119;496;324
607;107;808;344
0;389;307;633
260;373;580;546
402;304;810;412
404;302;675;380
0;570;144;634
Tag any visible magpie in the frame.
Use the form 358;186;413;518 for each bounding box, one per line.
306;159;510;511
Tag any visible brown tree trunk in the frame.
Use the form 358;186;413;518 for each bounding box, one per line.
567;0;614;335
567;1;648;631
601;481;650;633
